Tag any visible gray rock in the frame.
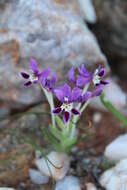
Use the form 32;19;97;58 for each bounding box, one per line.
93;0;127;80
90;78;127;113
86;183;97;190
36;151;70;181
1;0;127;128
29;169;49;185
104;134;127;162
0;0;110;112
1;0;108;68
100;159;127;190
78;0;96;23
55;176;81;190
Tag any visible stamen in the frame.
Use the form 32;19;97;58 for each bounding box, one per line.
30;73;38;82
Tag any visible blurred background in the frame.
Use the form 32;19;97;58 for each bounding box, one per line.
0;0;127;189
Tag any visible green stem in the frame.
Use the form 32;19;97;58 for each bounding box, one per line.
77;84;89;110
45;159;55;190
71;84;90;137
73;100;90;125
80;99;90;114
40;85;55;127
101;93;127;127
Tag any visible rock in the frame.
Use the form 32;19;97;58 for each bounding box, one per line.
29;169;49;185
35;151;70;181
0;60;42;111
78;0;96;23
91;78;127;113
103;78;126;110
55;176;81;190
86;183;97;190
0;0;108;68
100;159;127;190
93;0;127;80
104;134;127;162
93;112;102;124
0;0;109;112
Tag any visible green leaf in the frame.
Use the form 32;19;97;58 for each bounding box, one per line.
42;127;62;151
62;137;77;149
49;124;62;141
55;116;65;129
26;137;46;157
101;93;127;127
42;127;58;143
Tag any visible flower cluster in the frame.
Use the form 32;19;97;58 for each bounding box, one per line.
21;59;57;91
21;59;108;124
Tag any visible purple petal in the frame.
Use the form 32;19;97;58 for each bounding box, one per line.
40;68;51;79
92;85;103;97
49;73;57;89
76;75;92;87
53;107;62;114
78;64;91;77
100;80;109;85
78;64;86;75
20;72;30;79
71;108;80;115
40;68;51;87
68;68;75;83
51;73;57;84
54;88;65;102
82;91;92;102
29;58;39;74
62;84;71;98
63;111;70;123
98;67;106;77
54;84;72;102
71;87;82;102
33;80;38;84
24;81;32;86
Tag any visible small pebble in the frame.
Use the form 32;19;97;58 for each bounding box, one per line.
86;183;97;190
55;176;81;190
35;151;70;181
104;134;127;162
93;112;102;124
100;159;127;190
29;169;49;185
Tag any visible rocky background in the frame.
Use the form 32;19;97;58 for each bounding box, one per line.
0;0;127;189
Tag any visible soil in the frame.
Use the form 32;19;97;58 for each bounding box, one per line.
0;84;127;190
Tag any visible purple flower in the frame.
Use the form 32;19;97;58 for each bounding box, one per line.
68;67;76;84
81;91;92;103
20;59;42;86
20;59;57;91
76;64;93;87
77;64;108;88
92;85;104;97
53;84;82;123
40;70;57;92
93;66;108;86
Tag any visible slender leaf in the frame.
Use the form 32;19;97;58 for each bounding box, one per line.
55;116;65;129
49;125;62;141
101;93;127;127
62;137;77;148
25;136;62;169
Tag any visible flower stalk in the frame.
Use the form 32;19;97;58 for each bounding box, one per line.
42;87;55;127
20;59;108;153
